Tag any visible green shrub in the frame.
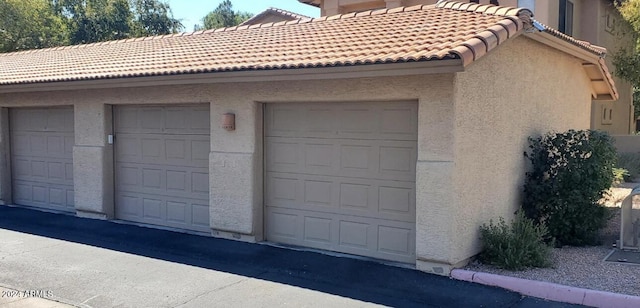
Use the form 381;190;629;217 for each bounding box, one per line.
479;211;553;270
616;152;640;181
613;167;630;186
523;130;615;246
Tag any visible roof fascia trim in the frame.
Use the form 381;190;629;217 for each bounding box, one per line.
0;59;463;94
525;32;617;101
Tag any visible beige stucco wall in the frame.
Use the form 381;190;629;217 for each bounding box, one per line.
0;108;10;205
451;36;593;264
587;1;635;134
73;102;114;219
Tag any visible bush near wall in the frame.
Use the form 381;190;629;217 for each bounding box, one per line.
522;130;616;246
479;211;553;270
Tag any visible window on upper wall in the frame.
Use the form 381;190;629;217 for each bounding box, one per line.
601;105;613;125
559;0;574;36
517;0;535;11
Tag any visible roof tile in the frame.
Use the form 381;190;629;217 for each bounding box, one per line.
475;5;493;13
495;7;510;15
485;6;500;14
463;37;487;60
388;6;405;14
487;24;509;44
403;5;424;12
451;46;474;66
476;31;499;51
496;19;518;35
0;0;613;90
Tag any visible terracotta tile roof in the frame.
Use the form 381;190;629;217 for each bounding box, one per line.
0;0;616;101
0;3;522;85
239;7;310;26
435;1;617;100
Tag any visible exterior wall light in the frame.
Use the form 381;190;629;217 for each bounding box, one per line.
222;113;235;131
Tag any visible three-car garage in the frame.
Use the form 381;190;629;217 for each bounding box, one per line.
5;101;418;265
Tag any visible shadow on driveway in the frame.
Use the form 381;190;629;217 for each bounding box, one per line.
0;206;581;308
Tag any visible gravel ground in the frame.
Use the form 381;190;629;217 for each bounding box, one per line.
465;206;640;297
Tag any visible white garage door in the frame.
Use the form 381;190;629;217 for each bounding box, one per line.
265;101;417;263
114;105;210;233
10;107;75;213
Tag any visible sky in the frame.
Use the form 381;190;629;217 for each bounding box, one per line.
165;0;321;32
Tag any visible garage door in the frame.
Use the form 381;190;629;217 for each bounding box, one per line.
114;105;210;233
10;107;75;212
265;101;417;263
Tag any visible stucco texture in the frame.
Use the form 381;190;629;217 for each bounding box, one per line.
450;36;592;265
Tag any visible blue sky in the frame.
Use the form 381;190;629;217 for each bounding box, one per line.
165;0;321;32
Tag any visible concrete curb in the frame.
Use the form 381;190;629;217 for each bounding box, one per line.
451;269;640;308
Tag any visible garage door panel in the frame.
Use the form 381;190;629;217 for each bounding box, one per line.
116;134;208;167
378;225;413;256
268;210;300;241
116;106;210;136
338;220;372;250
303;216;333;245
339;108;378;135
13;181;74;210
11;132;71;159
116;192;209;232
265;207;415;263
188;106;211;132
190;140;210;163
116;163;208;199
115;105;210;233
266;169;416;222
265;102;417;141
10;107;75;213
267;137;416;182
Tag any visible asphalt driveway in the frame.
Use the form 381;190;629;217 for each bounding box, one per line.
0;206;583;307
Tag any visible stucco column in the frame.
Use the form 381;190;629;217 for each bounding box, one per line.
415;95;457;275
0;108;11;205
209;101;263;242
385;0;403;8
323;0;340;16
73;103;114;219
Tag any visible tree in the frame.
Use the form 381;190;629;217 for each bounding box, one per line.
196;0;252;30
55;0;134;44
0;0;69;52
612;0;640;119
131;0;182;36
1;0;183;52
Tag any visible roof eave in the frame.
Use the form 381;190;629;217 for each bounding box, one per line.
0;59;464;94
298;0;320;8
525;31;618;101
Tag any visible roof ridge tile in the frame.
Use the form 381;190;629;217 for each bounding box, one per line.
436;0;530;18
403;5;425;12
